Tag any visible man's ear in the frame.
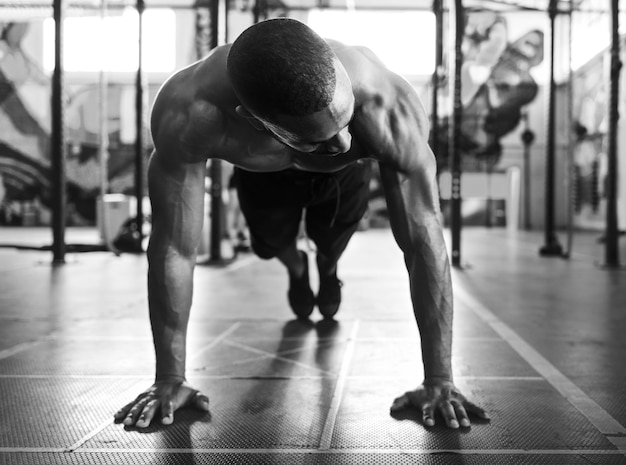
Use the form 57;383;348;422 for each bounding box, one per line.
235;105;265;131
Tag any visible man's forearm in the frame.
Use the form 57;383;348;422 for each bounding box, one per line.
147;249;195;382
406;226;454;381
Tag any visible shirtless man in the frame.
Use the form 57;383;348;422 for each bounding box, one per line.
114;18;488;430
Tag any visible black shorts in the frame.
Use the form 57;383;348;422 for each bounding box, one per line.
235;161;372;259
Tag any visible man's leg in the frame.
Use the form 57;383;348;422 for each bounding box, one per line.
235;168;316;319
276;241;305;277
306;161;372;319
275;240;316;319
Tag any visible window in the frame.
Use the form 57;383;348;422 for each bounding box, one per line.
43;8;175;73
307;9;435;77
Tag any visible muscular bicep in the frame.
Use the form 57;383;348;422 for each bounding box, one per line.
147;149;207;258
379;155;441;254
358;78;442;252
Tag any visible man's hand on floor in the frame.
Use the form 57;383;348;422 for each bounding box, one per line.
390;379;489;428
114;380;209;428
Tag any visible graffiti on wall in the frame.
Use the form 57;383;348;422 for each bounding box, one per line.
570;45;622;230
0;21;146;226
0;22;51;225
436;12;544;172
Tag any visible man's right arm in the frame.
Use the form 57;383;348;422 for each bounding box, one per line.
114;92;213;426
146;149;206;383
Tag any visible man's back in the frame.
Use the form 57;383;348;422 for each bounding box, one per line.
148;40;412;173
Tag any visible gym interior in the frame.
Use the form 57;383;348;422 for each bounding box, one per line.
0;0;625;463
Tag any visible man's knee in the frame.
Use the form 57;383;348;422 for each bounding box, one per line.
249;240;277;260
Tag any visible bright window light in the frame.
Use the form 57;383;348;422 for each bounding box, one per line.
43;8;175;73
307;9;435;77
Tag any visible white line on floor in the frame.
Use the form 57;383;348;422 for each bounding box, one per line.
454;285;626;449
0;374;544;381
58;323;242;453
0;334;56;361
223;339;335;375
319;320;360;450
187;322;241;362
11;448;622;455
0;448;66;453
65;418;114;452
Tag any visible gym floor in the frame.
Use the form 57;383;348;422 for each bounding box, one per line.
0;226;625;464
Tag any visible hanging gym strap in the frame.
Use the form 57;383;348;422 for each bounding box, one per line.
450;0;464;268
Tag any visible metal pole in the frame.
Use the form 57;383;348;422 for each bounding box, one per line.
98;0;120;254
430;0;443;164
51;0;66;264
253;0;268;23
539;0;563;257
604;0;621;267
564;2;575;257
450;0;464;267
208;0;223;262
133;0;146;252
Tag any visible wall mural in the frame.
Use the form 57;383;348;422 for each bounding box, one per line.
0;15;546;232
0;21;148;227
436;11;544;172
570;45;623;231
0;22;51;225
431;11;544;227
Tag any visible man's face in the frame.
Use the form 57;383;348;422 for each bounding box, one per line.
257;59;355;156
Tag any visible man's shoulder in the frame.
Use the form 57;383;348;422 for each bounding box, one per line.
154;47;236;119
328;42;402;106
328;40;389;72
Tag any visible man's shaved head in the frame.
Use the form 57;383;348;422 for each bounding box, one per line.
227;18;337;119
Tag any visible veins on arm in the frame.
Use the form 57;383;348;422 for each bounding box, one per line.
359;80;453;381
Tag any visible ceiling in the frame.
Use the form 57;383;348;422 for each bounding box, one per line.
0;0;610;21
0;0;602;11
267;0;593;13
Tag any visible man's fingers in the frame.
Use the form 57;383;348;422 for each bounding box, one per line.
421;403;435;427
463;399;490;420
114;399;137;423
191;391;210;411
390;393;412;412
161;400;175;425
452;400;471;427
122;397;152;426
440;401;459;429
135;399;160;428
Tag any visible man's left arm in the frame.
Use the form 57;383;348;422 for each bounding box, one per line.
380;156;488;428
357;82;489;428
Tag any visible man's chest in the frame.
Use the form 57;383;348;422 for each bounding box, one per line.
219;122;368;173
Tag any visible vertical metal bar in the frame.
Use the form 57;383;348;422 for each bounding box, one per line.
51;0;66;264
134;0;145;251
430;0;443;163
450;0;464;267
99;0;109;204
604;0;621;267
564;2;575;257
539;0;563;257
208;0;222;261
253;0;260;23
224;0;230;42
253;0;267;23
